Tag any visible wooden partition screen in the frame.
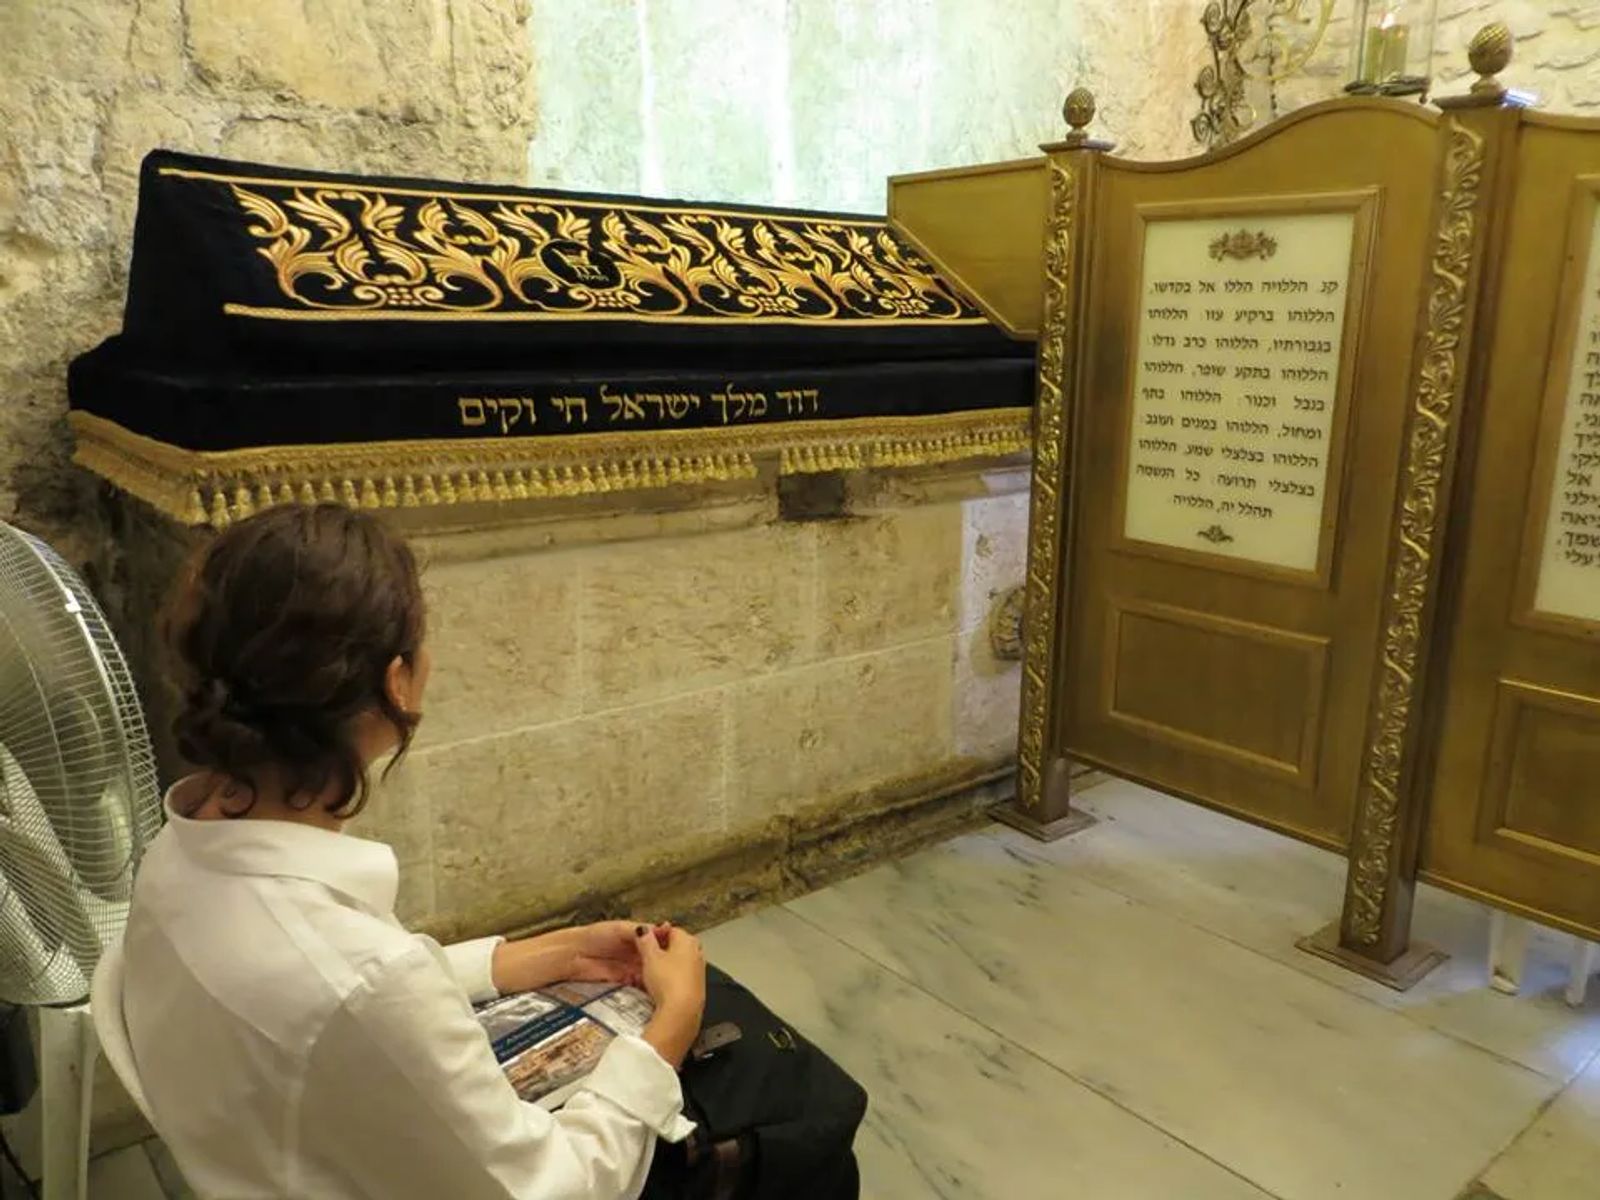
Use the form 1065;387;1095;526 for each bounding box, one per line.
1055;102;1443;856
887;35;1600;987
1419;111;1600;944
1024;97;1502;986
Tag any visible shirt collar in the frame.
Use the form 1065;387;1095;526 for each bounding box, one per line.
162;776;399;916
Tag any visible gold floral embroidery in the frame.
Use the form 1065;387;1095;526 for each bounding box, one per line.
205;173;985;325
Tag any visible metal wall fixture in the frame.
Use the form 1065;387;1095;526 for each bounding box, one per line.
1193;0;1338;150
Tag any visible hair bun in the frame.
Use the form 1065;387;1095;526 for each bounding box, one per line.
175;676;274;775
162;503;425;818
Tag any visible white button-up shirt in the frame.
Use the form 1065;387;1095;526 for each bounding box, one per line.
122;784;691;1199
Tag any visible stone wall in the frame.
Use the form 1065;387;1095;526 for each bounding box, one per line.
17;457;1030;1163
0;0;1209;571
1272;2;1600;116
322;460;1030;940
0;0;537;567
91;457;1028;947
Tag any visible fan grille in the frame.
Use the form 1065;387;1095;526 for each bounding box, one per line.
0;523;162;1005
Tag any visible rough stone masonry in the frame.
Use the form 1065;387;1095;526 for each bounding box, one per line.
0;0;537;569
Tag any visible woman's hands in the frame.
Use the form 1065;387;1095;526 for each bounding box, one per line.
488;919;705;1068
489;920;678;995
637;924;707;1069
563;919;654;987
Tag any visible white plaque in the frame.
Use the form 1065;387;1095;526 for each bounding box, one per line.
1533;196;1600;624
1123;210;1357;573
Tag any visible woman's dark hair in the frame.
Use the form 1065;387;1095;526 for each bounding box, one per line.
164;503;426;819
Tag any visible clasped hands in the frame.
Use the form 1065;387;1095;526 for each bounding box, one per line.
491;919;671;994
490;919;709;1068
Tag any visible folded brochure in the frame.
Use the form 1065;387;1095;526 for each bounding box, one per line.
476;981;655;1109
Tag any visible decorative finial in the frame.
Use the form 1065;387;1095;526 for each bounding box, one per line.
1063;87;1097;145
1467;21;1513;93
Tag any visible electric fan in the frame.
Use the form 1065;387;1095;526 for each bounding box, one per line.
0;519;164;1198
0;521;161;1005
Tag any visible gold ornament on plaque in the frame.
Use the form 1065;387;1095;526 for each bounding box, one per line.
1209;229;1280;262
1193;0;1337;151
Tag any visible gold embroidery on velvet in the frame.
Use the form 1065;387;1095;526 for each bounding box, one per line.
222;181;986;325
457;384;823;432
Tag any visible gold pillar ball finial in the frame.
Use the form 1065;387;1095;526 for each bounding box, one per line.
1063;86;1096;133
1468;21;1513;83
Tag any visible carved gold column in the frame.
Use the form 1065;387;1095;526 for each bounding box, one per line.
1301;24;1526;987
993;89;1110;842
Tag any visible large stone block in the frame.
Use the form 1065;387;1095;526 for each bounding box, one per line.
446;0;540;146
398;479;775;560
215;112;485;193
417;548;582;746
176;1;534;180
94;499;204;784
100;90;231;254
816;504;961;656
958;487;1028;635
578;523;816;710
955;623;1023;762
1;77;111;246
418;687;727;929
1;4;135;133
729;636;955;824
185;0;453;117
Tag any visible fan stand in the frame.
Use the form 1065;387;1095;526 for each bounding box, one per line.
37;1003;96;1200
0;520;166;1199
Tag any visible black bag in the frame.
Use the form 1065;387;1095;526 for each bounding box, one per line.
641;967;868;1200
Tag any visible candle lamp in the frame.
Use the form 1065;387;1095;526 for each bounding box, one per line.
1346;0;1438;98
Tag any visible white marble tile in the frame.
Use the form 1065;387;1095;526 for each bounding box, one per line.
1481;1047;1600;1199
990;779;1600;1083
703;907;1274;1200
88;1144;165;1200
788;832;1558;1200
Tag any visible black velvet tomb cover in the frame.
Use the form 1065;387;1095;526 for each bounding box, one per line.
69;151;1033;452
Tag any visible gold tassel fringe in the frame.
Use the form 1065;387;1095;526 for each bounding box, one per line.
69;409;1031;529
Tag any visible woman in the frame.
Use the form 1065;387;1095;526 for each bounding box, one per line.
123;503;707;1199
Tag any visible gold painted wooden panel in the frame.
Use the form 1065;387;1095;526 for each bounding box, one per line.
1106;601;1328;780
1421;115;1600;939
1060;102;1443;850
888;158;1048;338
1479;680;1600;866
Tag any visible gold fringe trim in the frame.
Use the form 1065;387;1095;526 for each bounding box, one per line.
69;409;1031;529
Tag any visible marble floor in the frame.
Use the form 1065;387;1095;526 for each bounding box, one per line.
81;779;1600;1199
